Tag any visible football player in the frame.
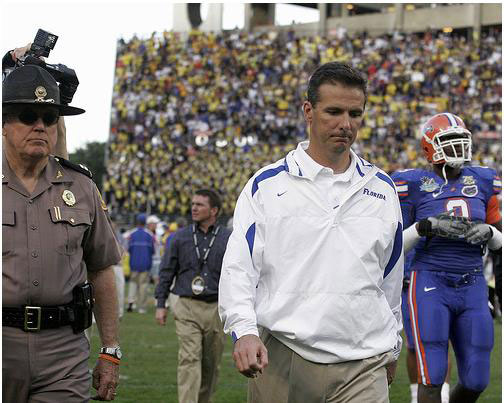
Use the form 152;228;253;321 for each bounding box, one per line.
392;113;502;403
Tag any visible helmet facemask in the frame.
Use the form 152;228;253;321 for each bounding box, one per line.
428;128;472;168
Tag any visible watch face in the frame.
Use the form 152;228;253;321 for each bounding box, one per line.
102;347;122;359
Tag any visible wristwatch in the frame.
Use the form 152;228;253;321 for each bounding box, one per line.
100;346;122;360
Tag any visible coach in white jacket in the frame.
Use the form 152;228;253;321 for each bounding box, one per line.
219;62;404;403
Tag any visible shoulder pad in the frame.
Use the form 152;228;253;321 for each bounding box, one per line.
54;156;93;179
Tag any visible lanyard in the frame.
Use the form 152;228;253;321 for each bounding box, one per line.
192;224;220;267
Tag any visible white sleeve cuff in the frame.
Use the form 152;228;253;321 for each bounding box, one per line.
403;223;421;253
230;327;259;343
488;226;502;250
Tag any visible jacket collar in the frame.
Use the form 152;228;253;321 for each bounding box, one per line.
285;141;374;182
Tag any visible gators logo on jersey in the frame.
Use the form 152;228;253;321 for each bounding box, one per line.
419;177;440;193
461;185;478;197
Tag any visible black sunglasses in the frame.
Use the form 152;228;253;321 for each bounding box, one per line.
12;108;60;126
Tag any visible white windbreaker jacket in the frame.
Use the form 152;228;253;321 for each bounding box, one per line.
219;143;404;363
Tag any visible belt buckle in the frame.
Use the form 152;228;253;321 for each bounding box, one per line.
461;273;471;284
24;306;42;332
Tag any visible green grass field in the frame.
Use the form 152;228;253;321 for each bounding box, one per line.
90;295;502;402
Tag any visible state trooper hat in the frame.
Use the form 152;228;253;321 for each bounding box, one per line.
2;65;85;116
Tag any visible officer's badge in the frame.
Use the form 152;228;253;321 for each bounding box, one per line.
35;86;47;101
62;190;76;206
56;170;63;179
462;175;476;185
461;185;478;197
420;177;440;192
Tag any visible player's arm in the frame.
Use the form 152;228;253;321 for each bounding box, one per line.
218;179;267;378
392;174;421;253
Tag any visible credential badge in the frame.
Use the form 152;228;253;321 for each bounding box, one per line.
191;276;205;295
62;190;76;206
420;177;440;193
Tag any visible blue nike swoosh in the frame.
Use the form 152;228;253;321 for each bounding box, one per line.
277;191;287;197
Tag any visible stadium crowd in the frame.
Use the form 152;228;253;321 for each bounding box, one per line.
104;27;502;218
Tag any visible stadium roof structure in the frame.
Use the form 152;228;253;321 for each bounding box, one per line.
173;3;501;38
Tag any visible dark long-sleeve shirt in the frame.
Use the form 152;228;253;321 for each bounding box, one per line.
155;223;231;307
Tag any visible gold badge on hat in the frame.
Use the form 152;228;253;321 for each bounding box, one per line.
35;86;47;101
62;190;76;206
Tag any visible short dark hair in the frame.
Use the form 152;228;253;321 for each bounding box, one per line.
307;62;368;108
195;189;222;214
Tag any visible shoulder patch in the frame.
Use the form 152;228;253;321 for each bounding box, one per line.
54;157;93;179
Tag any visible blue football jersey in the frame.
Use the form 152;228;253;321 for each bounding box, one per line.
404;250;415;280
391;166;501;273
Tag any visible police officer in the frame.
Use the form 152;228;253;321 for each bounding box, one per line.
2;64;122;401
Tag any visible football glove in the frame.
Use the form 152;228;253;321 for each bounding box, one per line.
417;212;471;239
465;222;493;245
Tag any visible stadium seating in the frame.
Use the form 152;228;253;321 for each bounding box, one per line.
104;28;502;218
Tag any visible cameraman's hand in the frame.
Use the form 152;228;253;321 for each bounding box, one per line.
10;43;32;63
55;117;69;159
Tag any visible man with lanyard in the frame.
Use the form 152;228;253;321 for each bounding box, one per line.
155;189;231;403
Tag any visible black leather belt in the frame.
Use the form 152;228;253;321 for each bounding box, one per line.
181;295;218;303
3;306;73;332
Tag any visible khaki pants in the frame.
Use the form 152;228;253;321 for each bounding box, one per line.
128;270;149;311
3;326;90;403
248;329;392;403
170;295;225;403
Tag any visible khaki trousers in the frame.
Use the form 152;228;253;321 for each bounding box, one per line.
248;330;392;403
170;294;225;403
128;270;149;310
3;326;90;403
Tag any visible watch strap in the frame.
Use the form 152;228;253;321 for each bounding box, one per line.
100;346;121;359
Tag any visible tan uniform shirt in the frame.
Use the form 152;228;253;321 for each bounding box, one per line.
2;154;121;307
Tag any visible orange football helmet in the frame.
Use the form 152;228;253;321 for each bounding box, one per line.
421;113;472;168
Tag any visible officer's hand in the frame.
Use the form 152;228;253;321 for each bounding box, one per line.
233;334;268;378
91;358;119;401
385;360;398;385
155;307;167;326
465;222;493;245
10;43;32;62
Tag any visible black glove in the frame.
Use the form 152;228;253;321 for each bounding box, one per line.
417;213;471;239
